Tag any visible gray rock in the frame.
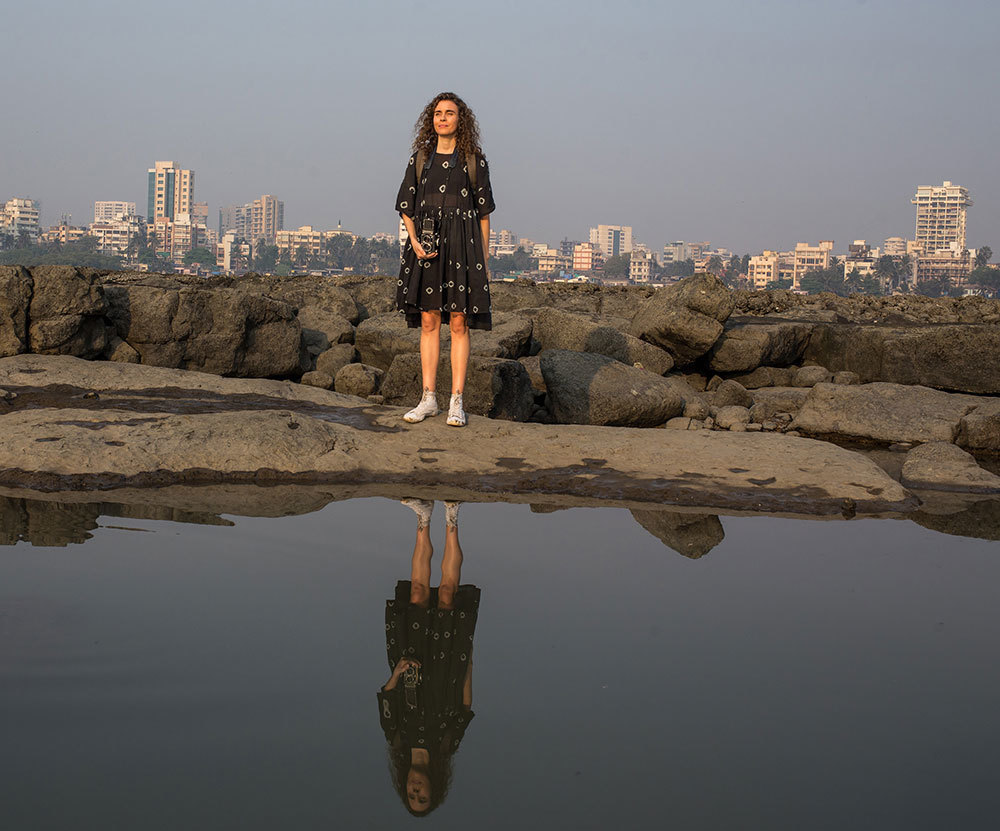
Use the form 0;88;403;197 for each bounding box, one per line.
713;379;754;409
793;365;832;387
730;365;796;389
0;266;32;357
300;371;334;390
533;307;674;375
382;353;534;422
103;282;302;377
832;371;860;385
900;442;1000;493
315;343;358;378
335;363;383;398
356;311;532;372
707;321;812;373
517;355;546;393
540;349;684;427
683;373;708;391
259;278;360;325
629;273;734;365
297;307;355;354
706;375;723;391
749;387;810;422
793;382;980;445
28;265;109;358
664;417;702;430
957;398;1000;453
106;337;141;364
630;510;725;558
683;397;710;420
715;405;751;430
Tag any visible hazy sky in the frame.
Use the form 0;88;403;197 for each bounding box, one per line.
3;0;997;254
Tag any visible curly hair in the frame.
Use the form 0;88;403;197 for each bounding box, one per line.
411;92;483;159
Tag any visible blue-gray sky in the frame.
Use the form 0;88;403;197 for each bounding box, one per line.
3;0;997;254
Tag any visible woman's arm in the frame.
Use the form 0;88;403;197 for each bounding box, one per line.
479;216;490;263
462;661;473;708
383;657;420;692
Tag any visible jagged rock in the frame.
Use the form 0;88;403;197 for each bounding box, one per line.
315;343;358;378
27;265;109;358
957;398;1000;453
629;273;734;365
749;387;810;422
335;363;383;398
707;321;812;373
0;265;32;357
252;277;361;325
713;379;754;409
664;417;703;430
517;355;546;392
300;370;334;389
297;307;354;354
803;324;1000;395
729;365;796;389
533;308;674;375
683;373;709;391
793;382;979;444
832;371;860;385
106;336;141;364
682;397;710;420
793;365;832;387
356;311;532;372
630;509;725;558
540;349;684;427
715;405;751;430
706;375;723;391
381;353;534;421
900;442;1000;493
103;282;303;377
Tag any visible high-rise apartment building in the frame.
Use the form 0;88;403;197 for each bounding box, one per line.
219;195;284;245
94;201;136;223
147;161;194;222
589;225;633;257
0;198;41;242
912;181;972;253
792;240;834;288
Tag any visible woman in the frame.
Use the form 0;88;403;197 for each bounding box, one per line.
395;93;496;427
377;499;479;816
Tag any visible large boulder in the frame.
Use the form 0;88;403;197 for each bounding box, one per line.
957;398;1000;453
707;321;812;373
315;343;358;378
749;387;810;422
803;323;1000;395
0;266;32;357
900;442;1000;493
540;349;684;427
355;311;532;372
532;307;674;375
630;509;725;558
27;266;109;358
297;306;355;355
381;353;535;421
792;382;980;445
335;363;383;398
103;282;302;377
629;273;734;366
259;278;360;325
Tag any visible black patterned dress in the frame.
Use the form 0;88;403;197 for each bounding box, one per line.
395;150;496;331
376;581;480;752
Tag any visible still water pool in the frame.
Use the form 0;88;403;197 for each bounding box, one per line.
2;495;999;829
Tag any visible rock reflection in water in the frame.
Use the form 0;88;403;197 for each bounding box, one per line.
0;495;233;546
377;498;479;817
630;509;725;558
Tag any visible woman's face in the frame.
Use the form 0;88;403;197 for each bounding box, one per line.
433;100;460;138
406;767;431;813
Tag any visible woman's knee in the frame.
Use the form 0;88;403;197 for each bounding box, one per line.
450;314;468;336
420;312;441;334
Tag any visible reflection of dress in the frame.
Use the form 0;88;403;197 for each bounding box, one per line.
376;580;480;752
395;152;496;331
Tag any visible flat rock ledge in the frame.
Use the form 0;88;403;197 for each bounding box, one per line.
0;355;914;517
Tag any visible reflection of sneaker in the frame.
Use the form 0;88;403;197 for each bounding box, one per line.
403;389;439;423
444;501;461;528
446;393;466;427
401;498;433;529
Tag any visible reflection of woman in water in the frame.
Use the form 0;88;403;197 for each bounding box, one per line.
377;499;480;816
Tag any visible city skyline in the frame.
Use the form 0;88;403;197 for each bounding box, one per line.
2;1;997;255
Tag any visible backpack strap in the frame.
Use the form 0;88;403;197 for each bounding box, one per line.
416;149;428;176
466;152;478;190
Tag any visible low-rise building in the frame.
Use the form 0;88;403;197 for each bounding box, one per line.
916;247;972;286
275;225;354;259
572;242;603;272
792;240;834;288
1;198;41;243
748;250;782;289
844;240;879;278
94;201;136;223
90;214;147;258
629;248;653;282
40;222;89;245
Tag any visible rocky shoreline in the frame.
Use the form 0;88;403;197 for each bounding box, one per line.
3;266;1000;526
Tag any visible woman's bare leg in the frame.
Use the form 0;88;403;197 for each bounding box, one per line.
420;311;442;392
438;503;463;610
449;313;469;394
410;523;433;608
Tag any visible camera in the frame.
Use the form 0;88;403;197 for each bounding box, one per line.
418;217;438;257
403;663;421;688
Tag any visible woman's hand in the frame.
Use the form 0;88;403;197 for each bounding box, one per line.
384;657;421;691
412;240;437;260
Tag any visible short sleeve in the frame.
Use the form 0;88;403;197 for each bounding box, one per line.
472;156;495;218
377;689;401;742
396;156;417;218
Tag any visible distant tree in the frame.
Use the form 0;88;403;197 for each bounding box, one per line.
975;246;993;269
603;253;630;278
706;254;724;277
969;265;1000;294
740;253;751;274
184;246;215;266
490;246;535;275
915;278;951;298
873;255;898;289
799;264;848;296
0;235;122;269
774;277;793;290
660;258;695;278
252;243;279;273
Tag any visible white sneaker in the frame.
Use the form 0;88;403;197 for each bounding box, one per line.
444;501;461;528
446;393;467;427
403;389;439;423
